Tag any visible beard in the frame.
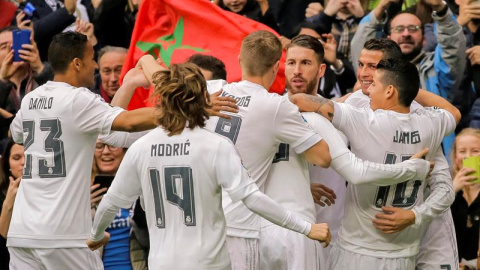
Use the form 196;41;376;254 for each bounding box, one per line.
402;45;423;62
286;76;319;95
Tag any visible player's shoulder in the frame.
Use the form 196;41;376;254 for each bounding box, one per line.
411;106;449;118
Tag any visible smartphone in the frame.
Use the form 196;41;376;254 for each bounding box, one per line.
23;3;36;21
93;175;115;190
12;29;31;62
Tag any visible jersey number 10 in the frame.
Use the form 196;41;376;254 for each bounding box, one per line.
374;153;422;208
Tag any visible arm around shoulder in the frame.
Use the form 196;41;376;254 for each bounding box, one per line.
415;89;461;124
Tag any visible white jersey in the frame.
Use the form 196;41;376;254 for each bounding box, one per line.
333;102;456;258
263;112;349;225
8;81;123;248
206;80;321;238
104;127;259;269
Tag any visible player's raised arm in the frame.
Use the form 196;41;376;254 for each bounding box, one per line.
415;89;461;124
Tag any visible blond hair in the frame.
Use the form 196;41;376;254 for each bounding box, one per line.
451;128;480;175
151;63;211;136
240;30;282;77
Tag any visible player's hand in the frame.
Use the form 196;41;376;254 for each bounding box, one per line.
308;223;331;247
453;167;478;193
90;183;107;208
290;93;321;112
372;206;415;234
124;67;151;89
310;183;336;206
87;232;110;251
410;148;435;174
206;90;239;119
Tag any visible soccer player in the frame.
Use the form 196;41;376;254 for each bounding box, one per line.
87;62;331;269
346;38;458;270
7;32;157;269
259;35;432;270
291;58;460;269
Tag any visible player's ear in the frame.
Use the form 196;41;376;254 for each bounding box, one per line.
385;85;396;99
72;58;82;72
318;63;326;79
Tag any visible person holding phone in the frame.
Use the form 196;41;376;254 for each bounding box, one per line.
0;26;54;154
451;128;480;267
91;140;147;270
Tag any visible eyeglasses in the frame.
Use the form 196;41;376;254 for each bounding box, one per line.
391;25;421;33
95;143;121;152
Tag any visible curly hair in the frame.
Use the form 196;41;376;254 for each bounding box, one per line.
151;63;211;136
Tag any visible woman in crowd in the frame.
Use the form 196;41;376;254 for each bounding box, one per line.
0;139;24;269
451;128;480;267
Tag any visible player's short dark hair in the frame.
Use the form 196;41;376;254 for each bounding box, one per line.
187;54;227;80
363;38;402;60
286;34;325;63
48;32;88;74
376;58;419;107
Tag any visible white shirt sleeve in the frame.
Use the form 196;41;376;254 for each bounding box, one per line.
344;91;370;108
303;113;349;159
331;152;430;185
103;147;142;208
10;110;23;144
411;149;455;225
71;89;124;136
90;194;120;241
421;107;456;137
242;190;311;236
215;139;259;202
274;96;322;154
99;130;150;148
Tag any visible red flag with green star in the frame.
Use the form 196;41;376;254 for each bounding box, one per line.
121;0;286;110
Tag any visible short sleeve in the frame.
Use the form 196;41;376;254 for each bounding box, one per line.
71;89;124;135
105;148;142;208
332;102;371;148
10;110;23;144
214;139;259;203
274;96;321;154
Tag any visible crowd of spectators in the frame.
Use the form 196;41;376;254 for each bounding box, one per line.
1;0;480;268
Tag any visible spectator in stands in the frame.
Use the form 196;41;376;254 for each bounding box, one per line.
216;0;279;32
451;128;480;266
0;139;24;269
93;0;138;48
92;46;127;103
15;0;93;61
269;0;315;38
306;0;365;63
91;140;148;270
0;26;54;153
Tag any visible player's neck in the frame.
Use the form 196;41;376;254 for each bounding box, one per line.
242;75;272;90
54;72;83;88
384;103;410;114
